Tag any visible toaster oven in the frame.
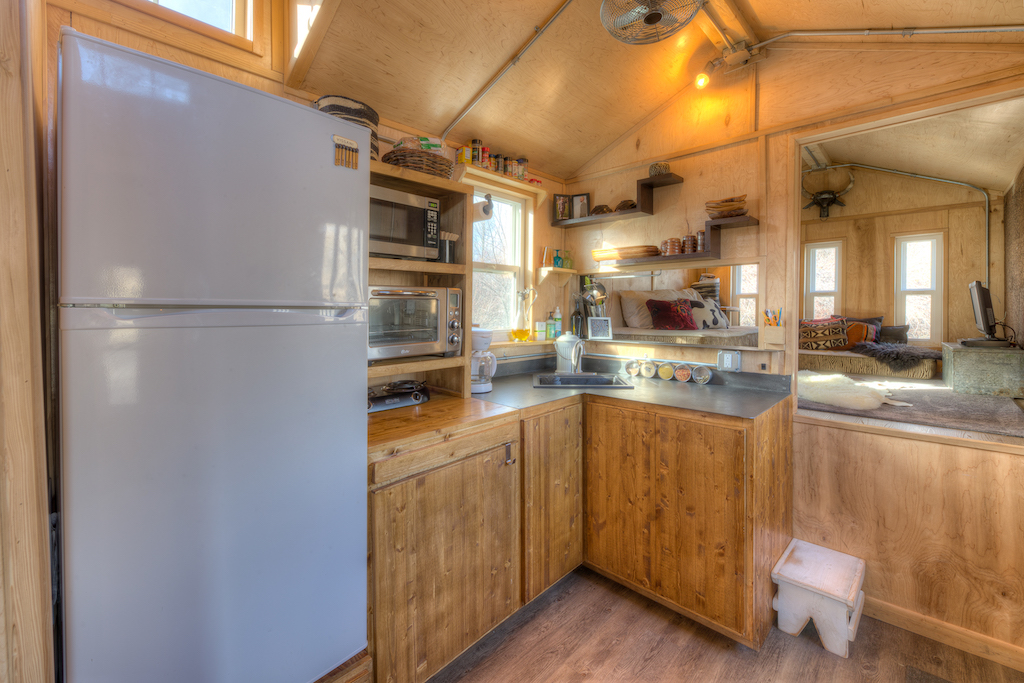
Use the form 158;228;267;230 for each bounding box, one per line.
367;287;462;361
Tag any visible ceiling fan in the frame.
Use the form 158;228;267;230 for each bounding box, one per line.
600;0;705;45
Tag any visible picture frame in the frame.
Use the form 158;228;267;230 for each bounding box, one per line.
587;316;613;340
554;194;571;221
571;193;590;219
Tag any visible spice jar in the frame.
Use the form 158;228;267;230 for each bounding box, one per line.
481;146;490;169
517;158;528;180
471;139;482;166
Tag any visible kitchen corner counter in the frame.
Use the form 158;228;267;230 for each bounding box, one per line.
481;373;790;420
368;394;519;449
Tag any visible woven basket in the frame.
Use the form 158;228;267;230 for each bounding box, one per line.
315;95;380;160
381;148;454;180
592;245;660;262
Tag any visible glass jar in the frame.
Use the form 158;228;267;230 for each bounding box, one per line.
561;249;574;270
471;139;482;166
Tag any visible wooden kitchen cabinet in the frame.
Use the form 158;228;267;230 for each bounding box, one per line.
521;398;584;602
583;395;793;650
369;400;521;683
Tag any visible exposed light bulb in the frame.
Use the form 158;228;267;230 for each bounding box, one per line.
695;72;710;89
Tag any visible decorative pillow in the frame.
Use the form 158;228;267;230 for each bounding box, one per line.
832;321;878;351
799;318;849;350
618;288;704;328
645;299;698;330
880;324;910;344
688;298;729;329
833;314;884;328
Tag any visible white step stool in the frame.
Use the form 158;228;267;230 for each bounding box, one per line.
771;538;866;658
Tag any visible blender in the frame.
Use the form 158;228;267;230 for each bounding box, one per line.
471;327;498;393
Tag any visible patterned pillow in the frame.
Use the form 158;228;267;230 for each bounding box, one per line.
799;318;849;350
645;299;698;330
688;298;729;329
831;321;877;351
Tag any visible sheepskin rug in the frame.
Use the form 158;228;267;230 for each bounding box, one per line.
797;370;912;410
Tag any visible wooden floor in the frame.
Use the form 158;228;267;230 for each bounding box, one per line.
430;569;1024;683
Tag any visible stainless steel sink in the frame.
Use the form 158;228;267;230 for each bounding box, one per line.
532;373;634;389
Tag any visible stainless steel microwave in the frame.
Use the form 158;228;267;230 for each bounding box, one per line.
368;287;462;361
369;185;440;260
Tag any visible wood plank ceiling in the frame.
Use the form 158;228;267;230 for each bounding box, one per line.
297;0;1024;180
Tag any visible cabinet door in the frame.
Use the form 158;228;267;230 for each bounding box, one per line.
654;415;746;634
522;403;583;602
372;442;520;683
584;403;657;589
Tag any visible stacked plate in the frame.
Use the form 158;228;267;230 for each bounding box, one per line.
705;194;747;220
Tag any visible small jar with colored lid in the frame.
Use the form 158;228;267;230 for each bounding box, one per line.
517;158;528;180
471;139;482;166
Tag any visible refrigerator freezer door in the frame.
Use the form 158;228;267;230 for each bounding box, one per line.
60;307;367;683
59;30;368;308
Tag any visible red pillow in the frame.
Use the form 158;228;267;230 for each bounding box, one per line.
645;299;698;330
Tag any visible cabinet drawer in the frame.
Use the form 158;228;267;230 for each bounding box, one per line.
369;421;519;487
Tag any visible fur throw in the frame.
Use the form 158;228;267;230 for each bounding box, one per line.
797;371;912;410
850;342;941;370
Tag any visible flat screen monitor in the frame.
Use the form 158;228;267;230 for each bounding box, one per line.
968;280;999;339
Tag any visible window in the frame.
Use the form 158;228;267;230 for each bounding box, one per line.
731;264;759;327
895;233;943;343
472;191;526;333
803;241;842;319
136;0;252;39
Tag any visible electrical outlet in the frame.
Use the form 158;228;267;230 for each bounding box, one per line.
717;350;741;372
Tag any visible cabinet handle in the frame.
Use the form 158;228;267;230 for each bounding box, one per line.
504;442;516;465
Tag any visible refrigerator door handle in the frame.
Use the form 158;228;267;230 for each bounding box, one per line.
61;306;368;330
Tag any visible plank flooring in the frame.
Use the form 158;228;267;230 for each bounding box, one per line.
430;569;1024;683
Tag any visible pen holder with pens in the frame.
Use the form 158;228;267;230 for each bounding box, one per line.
763;307;785;345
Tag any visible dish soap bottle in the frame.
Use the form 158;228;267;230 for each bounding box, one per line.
554;306;562;336
545;311;556;340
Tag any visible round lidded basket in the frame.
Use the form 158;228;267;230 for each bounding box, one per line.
315;95;380;160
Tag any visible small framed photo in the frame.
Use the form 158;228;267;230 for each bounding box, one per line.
554;194;571;221
572;193;590;219
587;316;613;340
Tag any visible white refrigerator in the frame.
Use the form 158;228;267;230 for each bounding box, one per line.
58;30;369;683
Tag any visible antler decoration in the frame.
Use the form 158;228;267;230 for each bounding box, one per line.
802;170;855;220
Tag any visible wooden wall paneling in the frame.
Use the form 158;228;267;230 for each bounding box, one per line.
948;206;992;341
583;402;656;589
749;395;793;647
765;133;796;373
793;419;1024;671
0;0;56;678
653;415;747;635
521;402;583;603
371;441;521;683
570;49;751;179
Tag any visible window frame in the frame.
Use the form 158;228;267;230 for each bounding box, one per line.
731;263;759;327
803;240;843;319
470;186;530;337
894;232;944;344
113;0;259;53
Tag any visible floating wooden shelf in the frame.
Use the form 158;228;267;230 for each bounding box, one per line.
367;355;467;380
552;173;683;228
538;266;578;288
370;159;474;196
601;216;760;266
369;257;467;274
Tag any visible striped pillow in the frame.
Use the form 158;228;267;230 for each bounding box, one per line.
799;318;849;350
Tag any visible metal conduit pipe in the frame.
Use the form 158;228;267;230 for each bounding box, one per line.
440;0;576;145
751;25;1024;52
802;162;992;286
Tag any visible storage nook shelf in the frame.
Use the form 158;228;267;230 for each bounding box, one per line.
596;215;759;268
368;160;475;397
551;173;683;228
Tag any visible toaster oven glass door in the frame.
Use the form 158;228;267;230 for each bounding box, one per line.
368;298;441;348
